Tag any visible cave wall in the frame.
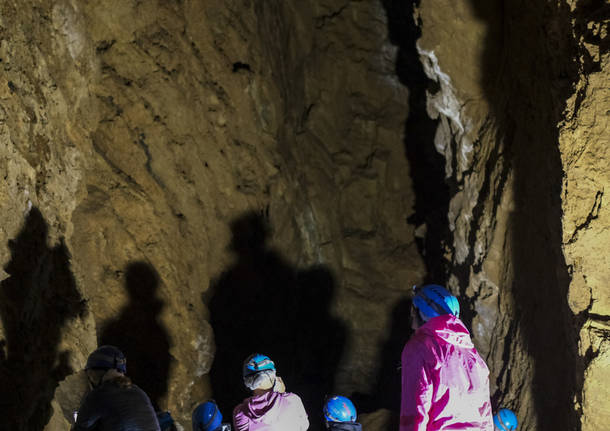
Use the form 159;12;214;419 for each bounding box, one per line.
0;0;607;430
0;1;422;429
404;0;609;430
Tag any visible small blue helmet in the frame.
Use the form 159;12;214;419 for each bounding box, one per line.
243;353;275;378
494;408;518;431
413;284;460;320
324;396;357;423
85;345;127;373
192;401;223;431
156;411;174;431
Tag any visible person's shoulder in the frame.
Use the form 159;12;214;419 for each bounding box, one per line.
280;391;303;401
402;332;440;364
233;399;249;417
128;383;148;395
233;402;251;429
402;332;430;355
280;392;307;410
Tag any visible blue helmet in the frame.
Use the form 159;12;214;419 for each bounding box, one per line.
85;345;127;373
412;284;460;320
494;408;518;431
192;401;223;431
243;353;275;378
156;411;174;431
324;396;357;423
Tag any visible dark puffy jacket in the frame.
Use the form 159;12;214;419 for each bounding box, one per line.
74;377;160;431
328;423;363;431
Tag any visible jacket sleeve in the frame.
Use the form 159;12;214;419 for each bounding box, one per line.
292;394;309;431
73;391;102;430
233;404;250;431
400;340;433;431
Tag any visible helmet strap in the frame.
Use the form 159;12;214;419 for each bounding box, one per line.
418;309;429;324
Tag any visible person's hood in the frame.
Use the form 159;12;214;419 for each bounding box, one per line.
417;314;474;348
245;391;283;421
327;422;363;431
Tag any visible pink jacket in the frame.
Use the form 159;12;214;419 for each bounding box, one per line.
400;314;493;431
233;390;309;431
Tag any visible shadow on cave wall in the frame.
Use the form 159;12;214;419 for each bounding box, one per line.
469;1;584;430
99;262;171;411
352;297;413;423
0;207;86;430
207;211;345;430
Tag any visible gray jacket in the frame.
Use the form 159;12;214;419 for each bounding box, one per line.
74;377;160;431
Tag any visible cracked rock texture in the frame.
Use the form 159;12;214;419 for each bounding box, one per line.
404;0;608;430
0;1;421;429
0;0;607;430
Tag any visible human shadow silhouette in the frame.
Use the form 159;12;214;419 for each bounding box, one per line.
352;297;413;418
292;266;346;428
99;262;171;411
208;211;345;431
0;207;86;430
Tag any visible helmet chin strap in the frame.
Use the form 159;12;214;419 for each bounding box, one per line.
419;309;429;323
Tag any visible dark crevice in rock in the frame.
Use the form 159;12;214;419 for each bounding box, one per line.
232;61;252;73
96;39;116;53
382;0;452;286
567;190;603;244
136;131;166;190
91;132;146;195
587;313;610;323
315;2;352;29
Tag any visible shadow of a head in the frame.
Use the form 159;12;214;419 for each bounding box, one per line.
124;262;162;305
229;211;270;255
5;208;48;274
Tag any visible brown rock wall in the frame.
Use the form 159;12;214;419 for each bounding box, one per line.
1;0;604;429
0;1;422;429
409;0;608;430
560;3;609;429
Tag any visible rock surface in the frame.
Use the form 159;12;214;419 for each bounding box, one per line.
0;1;607;430
0;1;421;429
405;0;609;430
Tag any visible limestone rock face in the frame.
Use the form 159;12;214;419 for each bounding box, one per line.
559;5;609;430
0;0;606;430
0;1;421;429
404;0;609;430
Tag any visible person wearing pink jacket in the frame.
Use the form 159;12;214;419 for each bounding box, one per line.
233;353;309;431
400;285;494;431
